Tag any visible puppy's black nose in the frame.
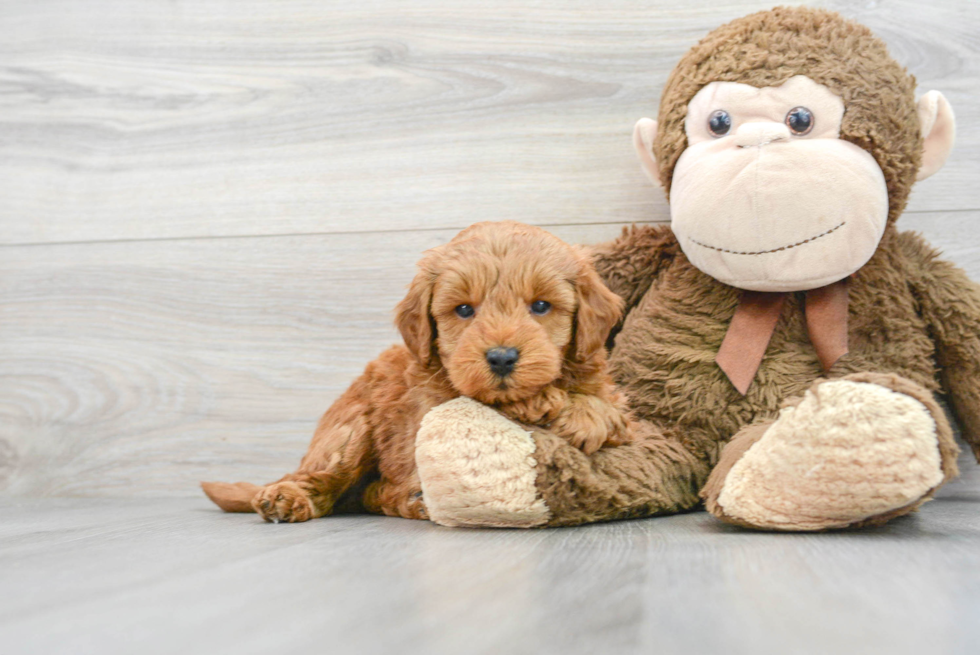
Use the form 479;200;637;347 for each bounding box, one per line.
486;347;520;377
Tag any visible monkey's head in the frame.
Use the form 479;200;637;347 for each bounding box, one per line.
633;7;956;292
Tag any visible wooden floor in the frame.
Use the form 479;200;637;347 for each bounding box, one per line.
2;1;980;652
2;451;979;655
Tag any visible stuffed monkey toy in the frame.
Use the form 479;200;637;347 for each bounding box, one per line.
414;6;978;530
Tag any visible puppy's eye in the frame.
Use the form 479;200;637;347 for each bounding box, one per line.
785;107;814;135
707;110;732;137
454;304;475;319
529;300;551;316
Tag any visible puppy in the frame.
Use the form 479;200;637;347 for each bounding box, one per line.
202;221;632;523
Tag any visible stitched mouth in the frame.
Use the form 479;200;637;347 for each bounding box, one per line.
687;221;845;256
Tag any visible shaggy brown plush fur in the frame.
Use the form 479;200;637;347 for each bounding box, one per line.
202;221;632;522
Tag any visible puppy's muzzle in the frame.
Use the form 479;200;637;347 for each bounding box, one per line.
485;347;520;377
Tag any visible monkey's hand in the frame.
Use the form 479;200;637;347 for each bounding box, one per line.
904;232;980;462
550;393;634;455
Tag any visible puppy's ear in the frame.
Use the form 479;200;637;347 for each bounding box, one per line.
572;247;624;361
395;262;438;367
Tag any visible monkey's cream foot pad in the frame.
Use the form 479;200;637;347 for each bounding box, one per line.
416;397;550;528
715;380;945;531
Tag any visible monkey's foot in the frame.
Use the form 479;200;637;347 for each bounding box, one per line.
702;373;959;531
415;397;550;528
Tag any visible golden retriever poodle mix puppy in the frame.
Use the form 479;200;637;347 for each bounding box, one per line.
202;221;632;523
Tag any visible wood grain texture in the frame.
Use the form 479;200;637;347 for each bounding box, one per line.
0;0;978;246
1;452;978;655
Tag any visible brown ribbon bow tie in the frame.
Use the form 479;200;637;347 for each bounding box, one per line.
715;279;849;395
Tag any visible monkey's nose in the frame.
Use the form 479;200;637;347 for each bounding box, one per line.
734;122;791;148
485;347;520;377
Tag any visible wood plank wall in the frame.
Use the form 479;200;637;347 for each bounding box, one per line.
2;0;978;497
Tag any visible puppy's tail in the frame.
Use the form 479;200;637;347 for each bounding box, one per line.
201;480;262;513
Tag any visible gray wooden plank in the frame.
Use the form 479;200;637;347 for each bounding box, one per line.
0;449;977;655
1;0;977;246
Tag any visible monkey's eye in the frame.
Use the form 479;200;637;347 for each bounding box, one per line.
454;304;475;319
530;300;551;316
785;107;814;135
707;110;732;137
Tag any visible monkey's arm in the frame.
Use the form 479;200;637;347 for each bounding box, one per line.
903;232;980;461
590;224;678;341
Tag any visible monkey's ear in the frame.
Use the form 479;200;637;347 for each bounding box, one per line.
632;118;661;187
916;91;956;181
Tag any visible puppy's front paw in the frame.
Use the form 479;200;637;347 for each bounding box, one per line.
251;481;315;523
551;394;633;455
501;385;568;425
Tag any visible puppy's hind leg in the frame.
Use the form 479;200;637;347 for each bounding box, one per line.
362;474;428;520
254;406;378;524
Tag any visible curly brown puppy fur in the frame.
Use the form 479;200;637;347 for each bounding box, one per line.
202;221;631;522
